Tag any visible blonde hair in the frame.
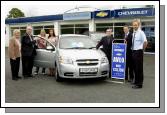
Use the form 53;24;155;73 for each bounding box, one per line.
40;29;46;37
13;29;20;36
26;25;32;30
132;19;141;26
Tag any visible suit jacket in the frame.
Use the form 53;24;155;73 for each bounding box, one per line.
21;33;37;57
96;35;114;58
124;32;133;52
8;37;21;59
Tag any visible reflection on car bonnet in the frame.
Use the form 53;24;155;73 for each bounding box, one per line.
71;42;84;47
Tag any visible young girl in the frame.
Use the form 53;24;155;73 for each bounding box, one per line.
34;29;47;75
47;29;58;76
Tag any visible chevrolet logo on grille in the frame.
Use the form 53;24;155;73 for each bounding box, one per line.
86;61;90;64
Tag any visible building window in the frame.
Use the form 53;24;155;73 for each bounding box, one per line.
60;24;89;35
10;27;26;39
142;26;155;52
96;23;113;33
61;28;74;34
75;24;89;35
33;25;54;35
10;27;20;36
61;25;74;34
141;21;155;52
19;27;26;37
114;23;133;39
44;25;54;34
33;26;43;35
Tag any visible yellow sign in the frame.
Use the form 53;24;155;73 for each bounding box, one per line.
96;11;108;17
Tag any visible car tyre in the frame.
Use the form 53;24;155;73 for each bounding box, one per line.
101;76;107;80
55;67;62;82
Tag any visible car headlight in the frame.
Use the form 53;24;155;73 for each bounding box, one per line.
59;56;73;64
101;57;108;64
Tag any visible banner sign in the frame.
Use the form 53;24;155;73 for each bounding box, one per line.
94;10;110;18
63;12;91;20
114;8;154;18
111;43;126;79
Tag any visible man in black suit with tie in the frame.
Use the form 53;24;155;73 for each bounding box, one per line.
123;25;134;82
21;25;37;78
96;29;114;77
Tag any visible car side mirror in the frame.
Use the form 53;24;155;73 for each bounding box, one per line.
46;46;54;51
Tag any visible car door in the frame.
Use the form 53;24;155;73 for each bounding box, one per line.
34;38;56;68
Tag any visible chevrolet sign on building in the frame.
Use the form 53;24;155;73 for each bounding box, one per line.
94;10;110;18
118;10;148;15
115;8;154;17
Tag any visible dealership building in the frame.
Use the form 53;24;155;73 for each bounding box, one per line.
5;7;155;53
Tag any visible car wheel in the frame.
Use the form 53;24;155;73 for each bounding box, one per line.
55;67;62;82
101;76;107;80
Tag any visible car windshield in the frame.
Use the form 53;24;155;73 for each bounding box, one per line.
91;33;106;41
59;36;96;49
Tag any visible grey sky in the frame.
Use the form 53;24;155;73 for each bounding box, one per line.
5;5;146;17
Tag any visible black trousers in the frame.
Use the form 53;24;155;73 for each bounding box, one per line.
100;49;112;78
10;57;20;80
132;50;144;86
22;56;34;76
125;50;134;81
106;53;111;78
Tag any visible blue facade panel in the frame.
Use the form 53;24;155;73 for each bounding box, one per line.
5;8;155;24
5;14;63;24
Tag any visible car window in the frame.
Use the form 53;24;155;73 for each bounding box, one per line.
59;36;96;49
35;37;47;49
36;37;53;49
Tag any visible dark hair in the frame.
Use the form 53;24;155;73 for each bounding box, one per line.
48;29;56;38
105;28;112;32
123;25;129;29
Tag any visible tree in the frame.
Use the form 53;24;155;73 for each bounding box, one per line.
7;8;25;18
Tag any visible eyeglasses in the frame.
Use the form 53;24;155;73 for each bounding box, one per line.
106;31;111;32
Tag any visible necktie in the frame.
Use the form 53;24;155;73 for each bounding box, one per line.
124;34;127;40
132;32;136;50
107;37;111;45
29;35;33;41
29;35;34;48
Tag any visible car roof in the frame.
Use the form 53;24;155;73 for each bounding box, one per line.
59;34;89;38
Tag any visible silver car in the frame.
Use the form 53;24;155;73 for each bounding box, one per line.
34;34;109;81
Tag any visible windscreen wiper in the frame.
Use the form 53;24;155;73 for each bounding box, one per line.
65;47;87;49
88;47;96;49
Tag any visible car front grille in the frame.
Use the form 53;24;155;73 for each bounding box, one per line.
79;72;97;76
76;59;99;66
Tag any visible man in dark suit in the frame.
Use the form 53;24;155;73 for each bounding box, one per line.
96;29;114;77
123;25;134;82
21;25;37;78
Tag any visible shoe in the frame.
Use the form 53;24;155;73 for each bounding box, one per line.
127;80;132;82
12;78;18;81
34;72;38;75
16;76;22;79
42;72;46;75
130;82;135;85
27;74;33;77
23;75;29;78
132;85;142;89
